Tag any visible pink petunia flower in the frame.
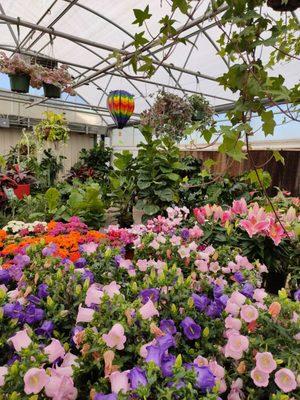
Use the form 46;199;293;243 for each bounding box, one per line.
8;329;32;352
230;291;246;306
253;288;267;303
24;368;48;394
44;339;66;363
224;332;249;360
109;370;130;393
45;370;78;400
0;366;8;387
102;323;127;350
255;352;277;374
102;281;121;298
250;368;269;387
275;368;297;393
76;304;95;324
240;305;259;323
85;284;103;307
225;316;242;331
139;299;159;320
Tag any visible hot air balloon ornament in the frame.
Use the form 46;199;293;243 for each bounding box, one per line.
107;90;135;129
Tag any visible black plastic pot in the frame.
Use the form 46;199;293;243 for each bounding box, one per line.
267;0;300;11
9;73;30;93
43;83;61;99
192;110;205;122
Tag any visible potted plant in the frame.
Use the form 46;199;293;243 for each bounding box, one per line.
0;52;31;93
188;94;214;124
6;164;35;200
30;64;75;98
34;111;70;145
140;90;193;142
267;0;300;11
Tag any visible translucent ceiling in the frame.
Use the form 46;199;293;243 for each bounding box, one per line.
0;0;299;126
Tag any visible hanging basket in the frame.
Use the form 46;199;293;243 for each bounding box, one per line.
267;0;300;11
9;73;30;93
192;110;205;122
43;83;61;99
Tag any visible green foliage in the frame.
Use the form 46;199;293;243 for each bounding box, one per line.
134;127;186;219
34;111;70;143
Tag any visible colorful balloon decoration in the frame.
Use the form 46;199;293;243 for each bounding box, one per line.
107;90;135;129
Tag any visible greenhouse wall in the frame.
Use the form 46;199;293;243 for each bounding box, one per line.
0;127;95;171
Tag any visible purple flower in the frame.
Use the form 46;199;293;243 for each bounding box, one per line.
156;333;176;353
181;228;190;240
213;285;223;299
159;319;177;335
27;294;41;305
193;365;215;392
217;294;228;308
145;345;162;367
139;288;159;304
241;283;254;299
128;367;148;389
8;265;23;281
205;301;223;319
24;304;44;324
74;257;87;268
81;269;94;284
234;271;245;283
294;289;300;301
35;320;54;337
180;317;201;340
94;394;117;400
71;325;84;346
3;302;25;322
161;354;176;377
192;293;210;312
114;255;122;266
42;243;58;257
13;254;30;268
37;284;48;299
7;354;21;366
0;269;11;284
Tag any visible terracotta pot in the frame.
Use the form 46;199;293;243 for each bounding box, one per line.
14;184;30;200
267;0;300;11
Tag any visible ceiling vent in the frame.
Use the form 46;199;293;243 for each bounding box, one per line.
30;55;58;69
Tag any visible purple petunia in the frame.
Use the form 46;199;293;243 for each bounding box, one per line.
42;243;58;257
213;285;223;299
0;269;11;284
181;228;190;240
24;304;45;324
3;302;25;322
139;288;160;304
241;283;254;299
205;301;223;319
193;365;216;392
37;284;49;299
180;317;201;340
159;319;177;335
161;354;176;377
192;293;210;312
74;257;87;268
234;271;245;283
294;289;300;301
35;320;54;337
145;345;162;367
128;367;148;389
94;394;117;400
156;333;176;353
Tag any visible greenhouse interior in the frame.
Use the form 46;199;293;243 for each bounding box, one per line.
0;1;300;399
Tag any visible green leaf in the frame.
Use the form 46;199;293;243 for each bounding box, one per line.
137;180;152;190
133;32;148;49
45;188;61;211
261;110;276;136
143;204;160;215
218;128;246;162
203;159;216;170
273;150;285;165
133;6;152;27
171;0;189;14
166;173;180;181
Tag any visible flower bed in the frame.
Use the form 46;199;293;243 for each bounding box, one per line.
0;202;299;399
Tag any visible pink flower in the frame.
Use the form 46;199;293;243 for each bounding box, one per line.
24;368;48;394
0;366;8;387
44;339;65;363
139;299;159;320
85;284;103;307
225;300;240;317
189;226;203;239
224;332;249;360
232;198;248;215
109;370;129;393
268;220;285;246
140;340;155;358
225;316;242;331
209;262;220;273
251;368;269;387
230;291;246;306
102;323;127;350
240;305;258;323
103;281;121;298
76;304;95;323
61;353;78;368
255;352;277;374
45;370;77;400
239;203;270;237
228;378;244;400
253;288;267;303
136;259;148;271
195;259;209;273
208;360;225;379
8;329;32;351
80;241;98;255
275;368;297;393
194;356;208;367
